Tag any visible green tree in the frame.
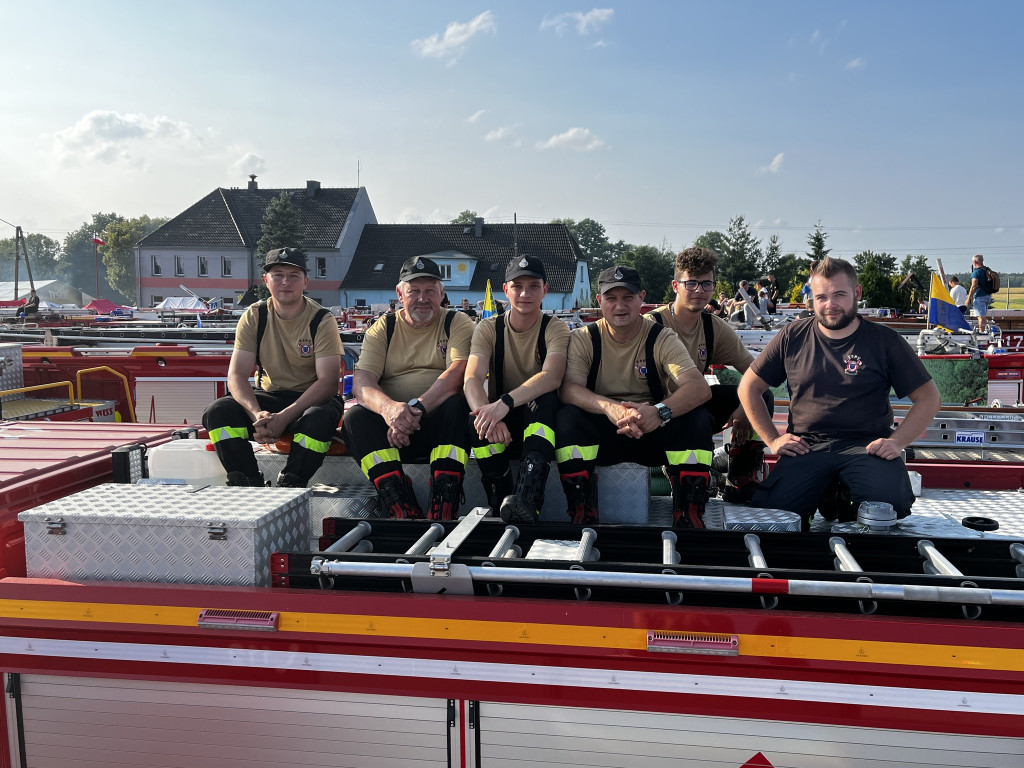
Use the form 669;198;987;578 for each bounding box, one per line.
622;244;674;303
720;215;761;290
254;192;305;299
99;216;169;304
858;260;909;311
901;254;930;284
553;217;631;300
762;234;783;275
0;233;62;281
806;220;830;261
774;252;811;302
59;213;125;296
450;210;479;225
854;250;897;275
693;230;727;258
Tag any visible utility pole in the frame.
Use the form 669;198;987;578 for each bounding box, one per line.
12;226;36;303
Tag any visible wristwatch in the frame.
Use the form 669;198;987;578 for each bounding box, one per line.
408;398;427;415
654;402;672;427
499;393;515;409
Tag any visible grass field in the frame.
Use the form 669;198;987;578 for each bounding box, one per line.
987;285;1024;311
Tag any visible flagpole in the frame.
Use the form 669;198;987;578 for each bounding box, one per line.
94;237;100;298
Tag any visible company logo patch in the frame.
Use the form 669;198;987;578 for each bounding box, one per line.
843;353;862;375
614;269;623;280
416;259;425;269
635;358;648;381
698;345;707;361
437;339;448;357
519;257;529;268
298;340;313;357
955;431;985;445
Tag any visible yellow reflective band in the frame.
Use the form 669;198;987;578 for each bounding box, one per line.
555;445;599;463
430;444;468;466
294;433;331;454
359;448;401;477
208;426;249;443
524;422;555;447
472;443;507;460
665;449;714;466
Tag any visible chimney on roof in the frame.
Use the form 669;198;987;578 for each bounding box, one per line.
248;174;258;191
474;217;483;238
306;180;321;198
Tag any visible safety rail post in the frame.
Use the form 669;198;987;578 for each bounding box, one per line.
75;366;137;422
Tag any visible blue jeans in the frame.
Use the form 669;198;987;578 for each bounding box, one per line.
973;294;992;317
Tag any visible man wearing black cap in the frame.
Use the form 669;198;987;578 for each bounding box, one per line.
557;265;715;527
464;255;570;522
203;247;344;487
342;256;475;520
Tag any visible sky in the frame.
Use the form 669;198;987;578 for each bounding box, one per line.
2;0;1023;273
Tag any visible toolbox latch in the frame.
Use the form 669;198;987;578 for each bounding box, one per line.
44;517;66;536
206;522;228;541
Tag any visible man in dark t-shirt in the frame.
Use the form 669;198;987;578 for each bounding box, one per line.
738;257;941;528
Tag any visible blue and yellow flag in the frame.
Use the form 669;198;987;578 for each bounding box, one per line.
929;272;971;332
482;279;495;319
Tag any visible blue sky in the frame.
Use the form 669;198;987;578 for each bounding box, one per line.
2;1;1022;272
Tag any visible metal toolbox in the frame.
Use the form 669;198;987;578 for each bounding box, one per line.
18;484;310;586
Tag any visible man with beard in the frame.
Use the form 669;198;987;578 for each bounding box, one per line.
738;256;940;528
342;257;475;520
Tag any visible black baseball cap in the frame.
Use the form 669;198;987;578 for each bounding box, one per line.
263;247;307;273
598;265;642;295
399;256;443;282
505;254;547;282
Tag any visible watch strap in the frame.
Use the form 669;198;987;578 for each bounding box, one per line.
500;393;515;409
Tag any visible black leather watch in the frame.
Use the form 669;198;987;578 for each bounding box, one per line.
654;402;672;427
408;398;427;415
499;393;515;409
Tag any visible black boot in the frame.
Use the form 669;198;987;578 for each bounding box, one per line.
373;470;423;520
560;469;598;525
226;471;266;487
670;470;710;529
481;469;513;515
722;440;766;504
428;470;465;521
276;470;307;488
500;451;550;523
815;475;853;522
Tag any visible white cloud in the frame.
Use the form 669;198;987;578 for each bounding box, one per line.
230;152;266;177
540;8;614;36
810;29;828;54
846;57;865;70
536;127;605;151
590;39;609;48
52;110;202;166
995;227;1005;233
411;11;496;65
757;152;784;174
466;109;486;123
484;124;519;142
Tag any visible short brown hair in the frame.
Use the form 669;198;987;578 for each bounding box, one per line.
810;256;858;285
674;247;719;281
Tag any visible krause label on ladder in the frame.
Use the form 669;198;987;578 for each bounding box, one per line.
955;431;986;445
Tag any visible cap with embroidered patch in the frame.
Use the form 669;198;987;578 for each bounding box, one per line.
399;256;443;282
598;265;642;295
504;254;547;282
263;247;307;273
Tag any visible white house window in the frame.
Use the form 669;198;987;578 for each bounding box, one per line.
439;264;452;281
152;295;163;305
222;258;232;277
151;256;162;275
373;262;384;272
198;256;209;277
174;256;184;276
316;257;327;278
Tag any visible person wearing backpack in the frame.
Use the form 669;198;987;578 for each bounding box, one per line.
464;255;570;523
967;253;994;332
648;248;775;501
202;248;343;487
342;256;475;520
556;265;715;528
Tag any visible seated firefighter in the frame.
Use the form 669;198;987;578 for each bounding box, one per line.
648;247;774;501
464;254;570;522
203;248;344;487
342;256;475;520
738;256;941;528
556;265;715;528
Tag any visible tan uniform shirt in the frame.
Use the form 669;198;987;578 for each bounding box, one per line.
234;297;342;392
357;309;475;402
470;314;571;398
566;316;696;404
648;306;753;371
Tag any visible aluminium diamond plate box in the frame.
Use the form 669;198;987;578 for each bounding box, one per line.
18;484;310;586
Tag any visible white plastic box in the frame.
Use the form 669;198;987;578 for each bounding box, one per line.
19;484;310;586
148;439;228;486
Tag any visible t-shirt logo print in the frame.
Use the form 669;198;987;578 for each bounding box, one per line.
437;339;448;358
297;339;313;357
843;353;862;375
698;345;707;361
635;357;648;381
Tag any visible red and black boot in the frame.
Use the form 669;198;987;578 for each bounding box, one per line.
722;440;766;504
670;470;710;529
500;451;551;524
428;470;465;521
372;470;423;520
560;469;598;525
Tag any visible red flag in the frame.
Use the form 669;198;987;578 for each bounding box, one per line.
92;234;106;245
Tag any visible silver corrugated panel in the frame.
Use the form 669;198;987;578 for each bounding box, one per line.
724;507;802;532
0;342;24;402
257;452;651;524
308;483;377;551
18;484;310;586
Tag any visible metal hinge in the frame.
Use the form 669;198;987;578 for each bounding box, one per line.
44;517;66;536
206;522;227;540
